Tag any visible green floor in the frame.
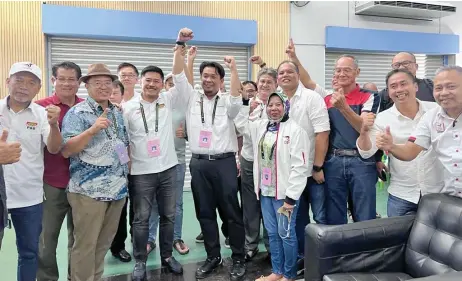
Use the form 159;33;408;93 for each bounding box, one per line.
0;186;389;280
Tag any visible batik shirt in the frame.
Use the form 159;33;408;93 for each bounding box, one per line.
61;97;129;201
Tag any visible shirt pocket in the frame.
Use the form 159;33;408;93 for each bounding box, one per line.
19;131;43;155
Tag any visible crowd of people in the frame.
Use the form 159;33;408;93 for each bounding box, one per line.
0;27;461;281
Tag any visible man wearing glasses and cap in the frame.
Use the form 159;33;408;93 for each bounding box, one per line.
61;63;130;281
2;62;62;281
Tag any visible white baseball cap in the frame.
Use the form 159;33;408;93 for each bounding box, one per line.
9;62;42;82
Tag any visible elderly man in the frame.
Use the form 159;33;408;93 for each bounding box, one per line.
3;62;62;281
61;63;129;281
36;61;84;281
380;52;435;111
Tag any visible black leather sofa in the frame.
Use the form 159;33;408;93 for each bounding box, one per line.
304;193;462;281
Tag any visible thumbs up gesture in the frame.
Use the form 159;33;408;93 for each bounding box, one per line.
89;108;110;136
0;129;22;164
376;126;394;151
176;123;185;138
360;112;375;133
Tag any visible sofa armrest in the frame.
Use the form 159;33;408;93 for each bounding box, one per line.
305;215;415;281
410;272;462;281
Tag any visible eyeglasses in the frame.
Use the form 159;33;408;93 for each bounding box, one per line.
88;81;113;88
56;77;78;84
391;61;415;69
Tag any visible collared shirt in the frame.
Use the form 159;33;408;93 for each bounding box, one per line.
357;100;442;204
324;84;380;151
122;72;189;175
0;97;51;208
185;84;242;154
36;93;84;188
62;97;129;201
121;91;141;104
241;95;268;162
409;106;462;197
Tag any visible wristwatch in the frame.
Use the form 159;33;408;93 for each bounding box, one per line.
259;62;267;68
313;165;323;172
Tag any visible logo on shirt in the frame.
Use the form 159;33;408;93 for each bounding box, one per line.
158;103;165;109
283;136;290;144
26;121;38;130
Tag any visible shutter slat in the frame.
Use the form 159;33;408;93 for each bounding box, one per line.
48;37;250;191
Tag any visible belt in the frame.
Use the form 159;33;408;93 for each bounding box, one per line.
330;149;359;157
192;152;235;161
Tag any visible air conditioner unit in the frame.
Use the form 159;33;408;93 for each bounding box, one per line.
355;1;456;20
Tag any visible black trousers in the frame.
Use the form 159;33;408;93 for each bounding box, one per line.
190;156;245;261
110;175;135;253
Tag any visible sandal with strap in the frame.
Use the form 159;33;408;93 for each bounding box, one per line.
173;239;190;255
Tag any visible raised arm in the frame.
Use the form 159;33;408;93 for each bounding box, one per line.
223;56;243;118
376;126;424;161
186;46;197;86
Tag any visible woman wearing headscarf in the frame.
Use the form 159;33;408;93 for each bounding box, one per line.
235;92;310;281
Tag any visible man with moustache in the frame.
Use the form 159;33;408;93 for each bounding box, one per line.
3;62;63;281
123;28;193;279
376;66;462;198
61;63;129;281
357;69;442;217
35;61;84;281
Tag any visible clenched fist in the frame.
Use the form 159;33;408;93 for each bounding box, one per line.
361;112;375;132
177;28;194;42
249;55;263;65
46;105;61;126
188;46;197;60
224;56;237;71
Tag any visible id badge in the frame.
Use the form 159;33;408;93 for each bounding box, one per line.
199;130;212;148
147;138;161;157
114;143;130;164
261;167;272;186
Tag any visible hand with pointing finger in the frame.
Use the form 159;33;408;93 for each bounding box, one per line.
89;108;110;136
0;129;21;164
376;126;394;151
286;38;299;63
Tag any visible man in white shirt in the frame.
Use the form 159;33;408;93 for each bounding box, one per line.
123;30;193;279
118;62;141;103
184;56;245;280
3;62;62;281
376;65;462;198
357;69;443;217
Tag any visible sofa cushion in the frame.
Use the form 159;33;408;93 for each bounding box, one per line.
323;272;412;281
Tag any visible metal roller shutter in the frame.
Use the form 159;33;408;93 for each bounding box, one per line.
48;37;250;191
324;51;443;91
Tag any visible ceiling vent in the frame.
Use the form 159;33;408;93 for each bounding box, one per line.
355;1;456;20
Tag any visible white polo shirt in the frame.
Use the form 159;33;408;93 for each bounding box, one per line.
240;96;268;162
357;100;443;204
121;91;141;104
185;87;242;155
0;97;50;209
410;106;462;197
288;84;331;176
123;72;190;175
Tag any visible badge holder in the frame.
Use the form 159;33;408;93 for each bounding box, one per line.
114;140;130;165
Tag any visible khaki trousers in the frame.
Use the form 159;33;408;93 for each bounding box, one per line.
68;193;125;281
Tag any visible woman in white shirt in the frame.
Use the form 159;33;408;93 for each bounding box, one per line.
235;92;309;281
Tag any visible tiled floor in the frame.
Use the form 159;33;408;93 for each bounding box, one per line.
0;186;389;281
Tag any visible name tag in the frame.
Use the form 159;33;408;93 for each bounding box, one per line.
147;138;161;157
262;167;272;186
114;143;130;164
199;130;212;148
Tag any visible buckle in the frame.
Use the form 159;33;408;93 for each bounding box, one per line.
208;155;216;161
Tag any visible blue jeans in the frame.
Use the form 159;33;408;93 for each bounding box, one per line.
324;155;377;225
9;203;43;281
387;194;418;217
295;177;326;257
149;163;186;242
261;196;299;279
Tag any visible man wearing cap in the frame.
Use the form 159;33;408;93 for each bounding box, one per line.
61;63;129;281
3;62;63;281
35;61;84;281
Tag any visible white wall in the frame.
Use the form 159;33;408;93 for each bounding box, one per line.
290;1;462;88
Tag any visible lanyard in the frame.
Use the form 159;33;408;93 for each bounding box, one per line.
87;101;118;140
140;102;159;134
259;126;278;161
200;95;219;125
